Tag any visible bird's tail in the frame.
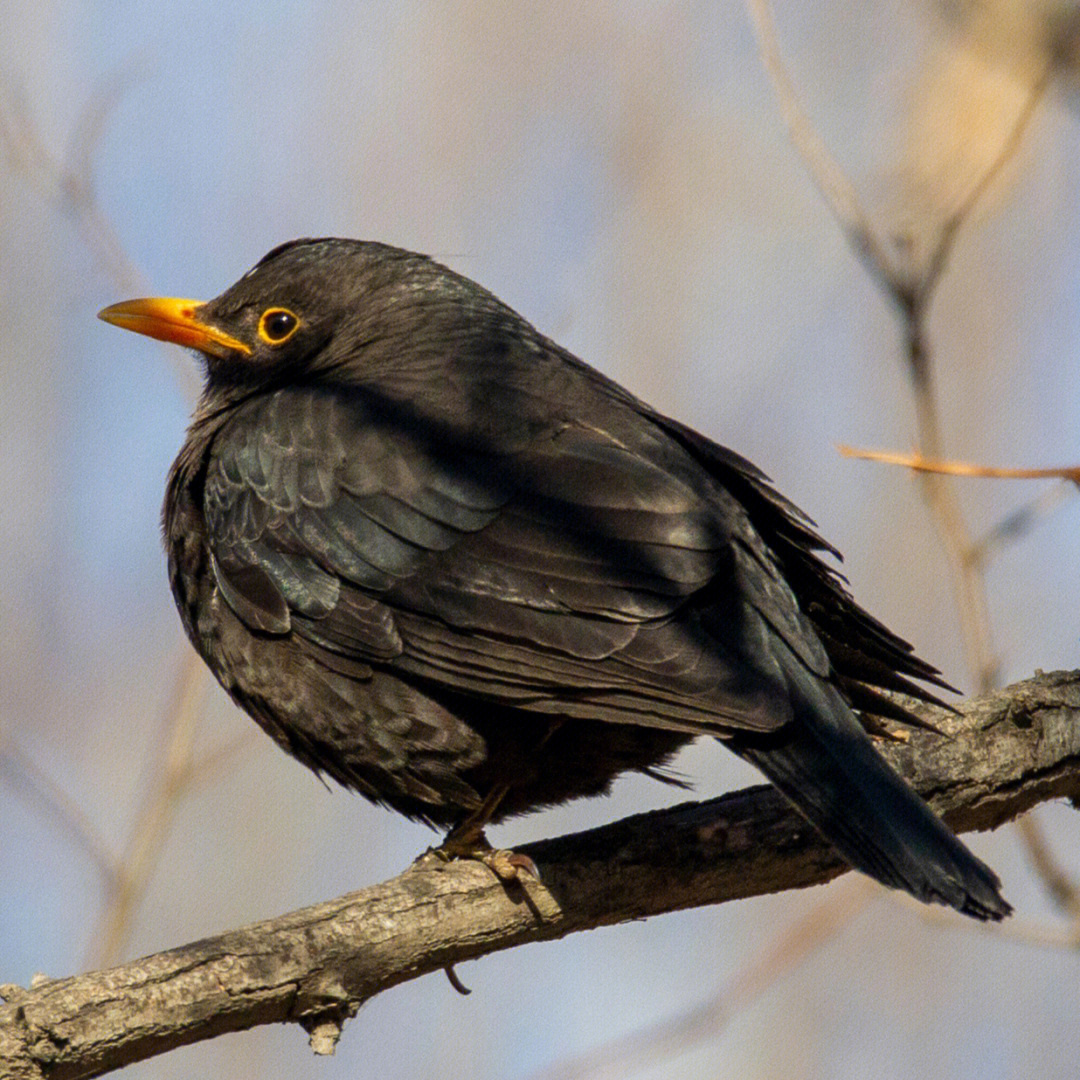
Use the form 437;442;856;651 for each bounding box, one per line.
731;650;1010;920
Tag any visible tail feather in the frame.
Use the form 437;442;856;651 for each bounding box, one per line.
732;651;1010;921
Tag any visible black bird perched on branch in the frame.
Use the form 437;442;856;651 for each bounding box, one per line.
99;238;1008;919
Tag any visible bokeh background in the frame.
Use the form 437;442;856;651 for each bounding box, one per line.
3;2;1080;1077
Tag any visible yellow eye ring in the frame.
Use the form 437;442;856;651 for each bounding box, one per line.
258;307;300;345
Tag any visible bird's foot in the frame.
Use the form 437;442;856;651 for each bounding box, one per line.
429;831;540;883
480;848;540;882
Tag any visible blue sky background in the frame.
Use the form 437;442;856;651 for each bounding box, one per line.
3;3;1080;1077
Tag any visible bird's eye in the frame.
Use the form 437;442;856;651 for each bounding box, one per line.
257;307;300;345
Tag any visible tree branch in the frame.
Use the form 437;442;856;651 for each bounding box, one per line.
2;670;1079;1079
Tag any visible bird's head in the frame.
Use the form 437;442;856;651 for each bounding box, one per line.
99;238;512;395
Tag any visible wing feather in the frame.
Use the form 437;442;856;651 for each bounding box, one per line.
202;384;817;735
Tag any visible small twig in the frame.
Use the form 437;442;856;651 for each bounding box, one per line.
891;889;1080;949
528;876;877;1080
837;447;1077;571
971;481;1075;569
915;65;1052;309
0;728;120;883
90;652;207;969
744;0;901;289
183;730;261;794
1016;813;1080;920
838;444;1080;482
444;965;472;996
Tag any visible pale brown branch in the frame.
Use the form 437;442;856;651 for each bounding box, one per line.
903;366;999;692
2;670;1078;1080
527;877;877;1080
838;444;1080;482
916;66;1052;309
1015;813;1080;920
0;66;202;401
0;733;120;884
743;0;900;288
90;653;207;970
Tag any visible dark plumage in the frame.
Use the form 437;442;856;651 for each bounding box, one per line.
99;238;1008;919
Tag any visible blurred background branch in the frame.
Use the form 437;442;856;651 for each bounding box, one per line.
528;877;878;1080
0;66;146;297
0;70;235;972
750;0;1080;910
90;652;205;970
0;726;120;885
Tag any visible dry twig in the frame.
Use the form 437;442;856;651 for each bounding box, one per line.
527;877;877;1080
837;444;1080;483
0;730;120;884
90;653;207;969
0;68;201;400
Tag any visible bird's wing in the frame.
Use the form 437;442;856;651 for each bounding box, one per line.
203;385;508;654
538;346;953;711
645;410;955;710
204;385;826;735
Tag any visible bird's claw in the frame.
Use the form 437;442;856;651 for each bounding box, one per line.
479;848;540;882
425;835;540;883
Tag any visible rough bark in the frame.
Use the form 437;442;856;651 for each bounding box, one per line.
2;669;1079;1079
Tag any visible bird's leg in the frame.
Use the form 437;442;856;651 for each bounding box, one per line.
442;784;510;850
435;784;539;881
431;720;567;879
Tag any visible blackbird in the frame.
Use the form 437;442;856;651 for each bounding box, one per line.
99;238;1008;919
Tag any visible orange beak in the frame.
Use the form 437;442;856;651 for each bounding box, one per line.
98;297;252;359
